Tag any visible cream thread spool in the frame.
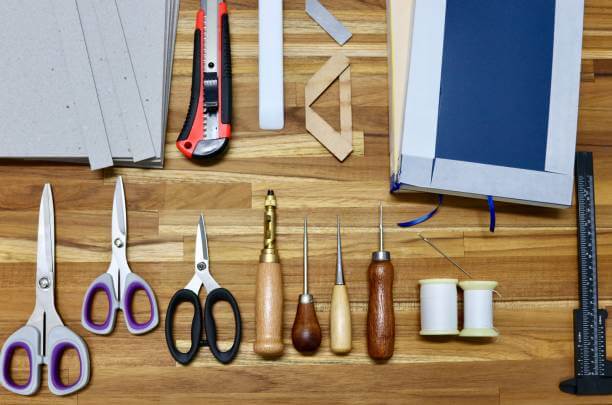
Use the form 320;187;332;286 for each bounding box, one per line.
419;279;459;336
459;280;499;337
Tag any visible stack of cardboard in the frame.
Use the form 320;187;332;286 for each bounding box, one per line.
0;0;179;169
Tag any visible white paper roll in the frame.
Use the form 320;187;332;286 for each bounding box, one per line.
258;0;284;130
459;280;499;337
419;279;459;335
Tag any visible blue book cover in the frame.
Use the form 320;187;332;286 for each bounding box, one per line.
436;0;555;172
395;0;584;207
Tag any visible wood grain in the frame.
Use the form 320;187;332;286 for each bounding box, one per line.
254;262;284;357
305;53;353;161
330;284;352;354
367;259;395;360
0;0;611;402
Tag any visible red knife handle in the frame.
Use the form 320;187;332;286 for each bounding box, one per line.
177;4;232;160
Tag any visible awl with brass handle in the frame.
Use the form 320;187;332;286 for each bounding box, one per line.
254;190;284;357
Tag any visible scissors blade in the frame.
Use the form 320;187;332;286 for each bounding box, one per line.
194;214;220;293
37;184;54;279
195;214;209;266
112;177;127;241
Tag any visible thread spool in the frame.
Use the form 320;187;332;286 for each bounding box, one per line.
419;279;459;335
459;280;498;337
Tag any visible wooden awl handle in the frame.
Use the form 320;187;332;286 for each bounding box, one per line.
254;261;284;357
367;260;395;360
330;284;352;354
292;300;321;353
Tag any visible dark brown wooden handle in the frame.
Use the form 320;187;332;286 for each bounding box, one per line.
291;301;321;353
367;260;395;360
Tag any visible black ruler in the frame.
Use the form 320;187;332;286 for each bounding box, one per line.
560;152;612;395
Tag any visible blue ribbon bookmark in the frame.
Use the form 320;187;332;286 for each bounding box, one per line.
397;194;496;232
487;195;496;232
398;195;444;228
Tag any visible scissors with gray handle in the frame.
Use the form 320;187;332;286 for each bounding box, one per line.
81;177;159;335
0;184;90;396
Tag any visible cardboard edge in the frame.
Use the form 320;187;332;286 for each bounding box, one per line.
545;0;585;175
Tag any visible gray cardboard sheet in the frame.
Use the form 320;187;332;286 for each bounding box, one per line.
76;0;132;160
0;0;113;169
0;0;179;169
0;1;84;158
163;0;180;163
90;0;155;163
53;0;114;169
305;0;352;45
116;0;166;159
399;156;573;207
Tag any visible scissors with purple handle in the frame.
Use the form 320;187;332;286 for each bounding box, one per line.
81;177;159;335
0;184;90;396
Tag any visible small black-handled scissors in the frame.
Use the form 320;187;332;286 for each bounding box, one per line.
165;214;241;364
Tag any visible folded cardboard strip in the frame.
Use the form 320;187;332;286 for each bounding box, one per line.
305;54;353;162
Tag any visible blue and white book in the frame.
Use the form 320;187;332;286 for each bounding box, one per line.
391;0;585;207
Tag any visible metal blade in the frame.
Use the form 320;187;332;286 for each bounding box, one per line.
193;214;219;293
203;0;219;141
196;214;209;265
112;177;127;240
303;217;308;295
336;216;344;285
37;184;54;280
204;0;218;72
30;184;63;334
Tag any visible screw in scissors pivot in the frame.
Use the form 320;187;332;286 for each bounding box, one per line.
197;262;207;271
114;238;124;248
38;277;50;289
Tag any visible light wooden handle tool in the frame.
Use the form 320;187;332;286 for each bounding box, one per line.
254;261;284;357
254;190;284;357
330;216;352;354
330;284;352;354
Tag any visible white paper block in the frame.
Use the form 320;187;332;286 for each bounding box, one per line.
258;0;284;130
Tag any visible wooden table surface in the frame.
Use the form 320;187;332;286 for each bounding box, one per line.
2;0;612;403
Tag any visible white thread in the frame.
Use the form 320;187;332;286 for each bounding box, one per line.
419;279;459;335
459;281;499;337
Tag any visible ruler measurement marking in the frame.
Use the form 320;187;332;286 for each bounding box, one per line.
575;155;605;377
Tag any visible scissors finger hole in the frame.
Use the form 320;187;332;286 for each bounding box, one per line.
124;282;155;330
84;283;113;330
50;343;82;390
3;343;32;389
127;289;152;325
171;301;199;352
210;301;236;351
87;286;111;327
